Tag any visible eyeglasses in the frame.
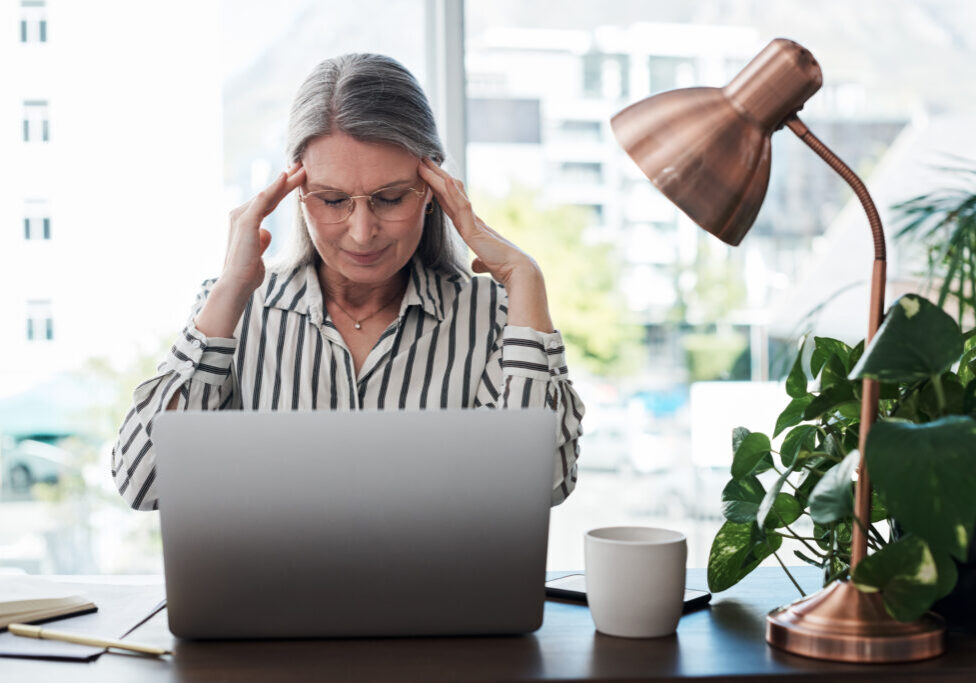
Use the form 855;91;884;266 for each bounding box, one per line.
298;184;426;224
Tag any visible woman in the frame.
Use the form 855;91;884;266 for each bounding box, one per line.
111;53;584;511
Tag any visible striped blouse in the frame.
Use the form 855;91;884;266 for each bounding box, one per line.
111;255;584;511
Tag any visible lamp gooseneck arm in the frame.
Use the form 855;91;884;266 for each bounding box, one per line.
784;114;887;570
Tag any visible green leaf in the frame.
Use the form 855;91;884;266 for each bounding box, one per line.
773;395;814;437
835;400;863;420
918;373;965;419
731;432;772;479
849;339;866;370
870;489;888;523
766;493;802;529
813;522;832;551
786;348;807;398
932;549;959;600
879;382;900;400
826;555;850;583
850;295;964;383
756;458;799;528
892;391;921;421
852;535;938;621
732;426;750;454
822;432;845;459
812;521;853;555
707;521;782;592
811;337;852;376
959;346;976;385
836;520;853;547
779;424;817;467
795;456;830;509
721;476;766;523
803;384;856;422
866;416;976;561
964;379;976;416
820;354;850;390
809;451;859;524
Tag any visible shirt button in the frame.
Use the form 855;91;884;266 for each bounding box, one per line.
192;339;202;349
183;360;194;370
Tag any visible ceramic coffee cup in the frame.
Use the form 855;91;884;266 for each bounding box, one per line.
584;526;687;638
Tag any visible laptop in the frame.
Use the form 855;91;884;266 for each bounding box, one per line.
151;409;556;639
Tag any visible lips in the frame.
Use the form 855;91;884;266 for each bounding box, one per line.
343;247;388;265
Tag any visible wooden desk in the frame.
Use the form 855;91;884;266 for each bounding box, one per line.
4;568;974;682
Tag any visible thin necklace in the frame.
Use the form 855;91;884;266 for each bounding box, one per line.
328;289;403;330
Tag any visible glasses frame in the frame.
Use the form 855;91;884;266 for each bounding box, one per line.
298;184;427;224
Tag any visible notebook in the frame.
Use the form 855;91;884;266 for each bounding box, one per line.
0;576;97;629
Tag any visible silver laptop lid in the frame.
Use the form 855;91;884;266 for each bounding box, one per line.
152;409;556;639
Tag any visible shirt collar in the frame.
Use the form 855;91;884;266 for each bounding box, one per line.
262;255;448;323
400;254;446;322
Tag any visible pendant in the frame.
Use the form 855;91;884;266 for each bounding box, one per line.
354;322;362;330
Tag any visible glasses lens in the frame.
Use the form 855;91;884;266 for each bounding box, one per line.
306;191;353;223
370;188;420;221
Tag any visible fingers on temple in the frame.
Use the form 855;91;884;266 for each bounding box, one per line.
420;160;481;238
251;165;305;218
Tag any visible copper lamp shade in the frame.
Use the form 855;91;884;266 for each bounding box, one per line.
611;38;947;663
611;39;821;244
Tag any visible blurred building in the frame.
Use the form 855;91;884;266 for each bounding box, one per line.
0;0;225;400
465;21;908;379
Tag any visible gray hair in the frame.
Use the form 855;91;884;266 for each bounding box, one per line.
273;53;466;278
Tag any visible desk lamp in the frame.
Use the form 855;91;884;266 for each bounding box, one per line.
611;38;945;663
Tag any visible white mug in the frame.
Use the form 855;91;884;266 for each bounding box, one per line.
584;526;687;638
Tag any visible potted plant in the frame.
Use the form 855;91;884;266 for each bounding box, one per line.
706;292;976;623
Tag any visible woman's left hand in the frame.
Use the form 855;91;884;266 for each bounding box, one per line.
418;158;554;333
418;158;541;288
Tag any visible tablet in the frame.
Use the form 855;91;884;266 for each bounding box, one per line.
545;573;711;612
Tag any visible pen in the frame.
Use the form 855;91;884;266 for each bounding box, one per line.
8;623;172;656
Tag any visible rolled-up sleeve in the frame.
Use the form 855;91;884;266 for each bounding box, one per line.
475;325;584;507
110;280;240;510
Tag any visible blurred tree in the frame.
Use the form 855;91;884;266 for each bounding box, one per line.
674;237;748;325
475;188;644;376
673;237;751;381
74;336;173;445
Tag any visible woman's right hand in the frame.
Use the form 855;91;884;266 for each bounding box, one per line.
192;162;306;342
221;161;307;297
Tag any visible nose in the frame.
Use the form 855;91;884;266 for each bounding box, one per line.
346;197;377;245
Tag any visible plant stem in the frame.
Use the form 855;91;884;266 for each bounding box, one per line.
781;524;827;558
931;373;947;414
825;562;849;584
772;550;807;597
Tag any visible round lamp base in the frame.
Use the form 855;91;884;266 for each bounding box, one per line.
766;580;946;663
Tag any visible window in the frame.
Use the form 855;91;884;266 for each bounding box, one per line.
26;300;54;341
467;98;541;144
559;161;603;185
23;200;51;240
20;0;47;43
648;55;697;94
0;0;438;578
583;52;629;100
554;120;603;143
466;3;976;573
23;100;50;142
